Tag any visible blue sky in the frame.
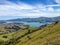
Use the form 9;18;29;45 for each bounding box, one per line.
0;0;60;20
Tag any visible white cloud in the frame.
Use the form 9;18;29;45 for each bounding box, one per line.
55;0;60;4
47;7;54;12
0;0;60;18
47;4;60;6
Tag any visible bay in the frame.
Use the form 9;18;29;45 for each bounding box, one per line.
6;21;51;27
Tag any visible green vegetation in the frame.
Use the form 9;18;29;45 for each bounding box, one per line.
0;21;60;45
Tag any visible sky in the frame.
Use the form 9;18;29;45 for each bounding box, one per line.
0;0;60;20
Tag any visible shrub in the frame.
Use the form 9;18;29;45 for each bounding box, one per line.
27;36;31;40
2;35;8;38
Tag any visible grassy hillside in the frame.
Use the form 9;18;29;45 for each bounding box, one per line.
15;22;60;45
0;22;60;45
0;23;36;45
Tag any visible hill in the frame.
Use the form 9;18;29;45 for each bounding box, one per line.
6;16;60;23
0;21;60;45
0;23;31;35
16;22;60;45
0;16;60;24
15;21;60;45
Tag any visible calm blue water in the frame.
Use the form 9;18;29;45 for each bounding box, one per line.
21;22;45;27
22;22;51;27
7;21;51;27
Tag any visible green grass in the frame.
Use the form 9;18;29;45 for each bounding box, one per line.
15;22;60;45
0;24;36;45
0;22;60;45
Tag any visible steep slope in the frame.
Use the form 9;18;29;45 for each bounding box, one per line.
15;22;60;45
0;22;60;45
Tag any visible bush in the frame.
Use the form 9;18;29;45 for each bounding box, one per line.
3;35;8;38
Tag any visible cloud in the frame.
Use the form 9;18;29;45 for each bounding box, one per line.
0;0;60;18
47;4;60;6
47;7;54;12
55;0;60;4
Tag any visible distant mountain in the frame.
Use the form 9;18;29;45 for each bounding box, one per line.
0;20;6;24
6;16;60;23
0;16;60;23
